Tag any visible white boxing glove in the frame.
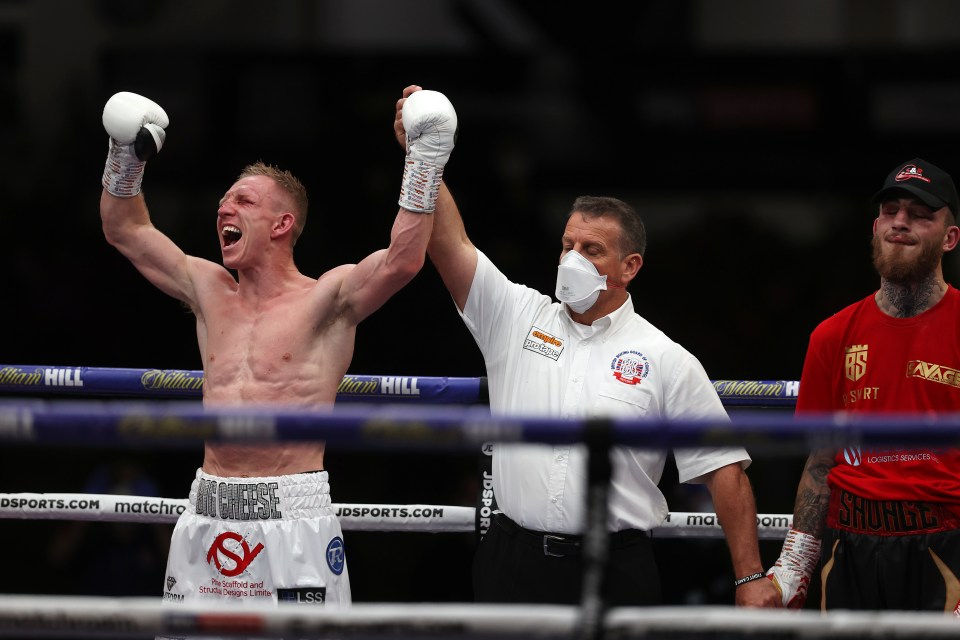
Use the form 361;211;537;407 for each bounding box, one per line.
398;89;457;213
101;92;169;198
766;528;821;608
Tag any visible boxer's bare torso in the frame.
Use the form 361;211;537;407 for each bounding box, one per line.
101;170;432;480
194;263;357;477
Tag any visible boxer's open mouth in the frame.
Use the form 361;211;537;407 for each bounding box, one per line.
222;225;242;247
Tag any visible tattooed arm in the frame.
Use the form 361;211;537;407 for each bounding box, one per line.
765;448;835;608
791;448;837;537
765;308;841;607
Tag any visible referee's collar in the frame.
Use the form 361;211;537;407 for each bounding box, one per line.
560;294;634;337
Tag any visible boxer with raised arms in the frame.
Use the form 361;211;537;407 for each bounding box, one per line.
99;87;457;608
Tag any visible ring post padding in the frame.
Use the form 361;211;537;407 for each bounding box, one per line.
577;418;614;640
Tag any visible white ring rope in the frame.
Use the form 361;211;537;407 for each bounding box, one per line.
0;596;956;639
0;492;792;538
0;493;473;533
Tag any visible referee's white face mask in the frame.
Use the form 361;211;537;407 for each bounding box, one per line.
555;250;607;313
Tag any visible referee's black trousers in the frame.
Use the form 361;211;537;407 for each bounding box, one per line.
473;513;661;606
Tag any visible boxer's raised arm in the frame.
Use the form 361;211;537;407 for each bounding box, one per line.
99;92;199;306
338;89;457;324
392;86;476;312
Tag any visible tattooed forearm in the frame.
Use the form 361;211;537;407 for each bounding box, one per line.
792;449;835;537
794;488;828;536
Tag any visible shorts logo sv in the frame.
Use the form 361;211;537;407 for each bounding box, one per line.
206;531;264;577
326;537;345;575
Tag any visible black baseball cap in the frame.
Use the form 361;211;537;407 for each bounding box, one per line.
872;158;959;217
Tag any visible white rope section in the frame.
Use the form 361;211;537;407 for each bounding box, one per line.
0;596;956;639
0;493;473;532
0;493;792;538
658;511;791;540
606;607;960;638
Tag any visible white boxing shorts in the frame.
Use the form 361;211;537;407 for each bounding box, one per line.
161;469;351;608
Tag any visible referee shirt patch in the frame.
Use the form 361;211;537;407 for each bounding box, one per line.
523;326;564;361
611;350;650;385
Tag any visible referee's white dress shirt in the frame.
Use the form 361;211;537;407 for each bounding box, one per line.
460;250;750;534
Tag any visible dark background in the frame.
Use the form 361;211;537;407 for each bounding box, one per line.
2;0;960;607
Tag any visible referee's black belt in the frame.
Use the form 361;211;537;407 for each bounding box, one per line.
493;513;648;558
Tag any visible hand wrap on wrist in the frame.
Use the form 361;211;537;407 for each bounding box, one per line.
766;528;821;608
398;158;443;213
102;138;146;198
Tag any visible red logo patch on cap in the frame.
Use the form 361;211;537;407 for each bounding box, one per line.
895;165;931;184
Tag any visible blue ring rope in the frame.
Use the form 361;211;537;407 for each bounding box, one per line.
0;364;482;404
1;399;957;452
0;364;796;406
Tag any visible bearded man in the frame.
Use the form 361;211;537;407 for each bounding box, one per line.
767;158;960;612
